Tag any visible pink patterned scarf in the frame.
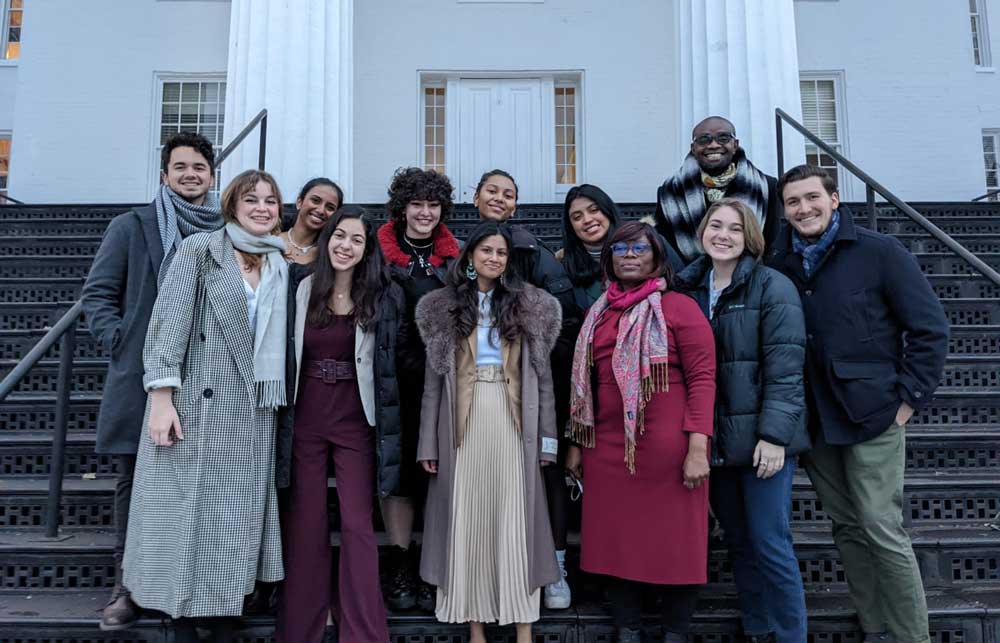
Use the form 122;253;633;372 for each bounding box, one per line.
569;277;670;473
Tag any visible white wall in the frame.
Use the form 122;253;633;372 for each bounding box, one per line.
977;0;1000;196
353;0;677;204
0;65;16;131
794;0;989;201
8;0;230;202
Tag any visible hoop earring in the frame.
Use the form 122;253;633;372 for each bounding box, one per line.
465;263;478;280
499;272;507;288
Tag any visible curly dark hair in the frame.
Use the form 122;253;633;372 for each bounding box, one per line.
161;131;216;171
446;221;526;344
385;167;454;226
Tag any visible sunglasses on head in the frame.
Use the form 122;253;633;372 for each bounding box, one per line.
693;132;735;146
610;242;652;256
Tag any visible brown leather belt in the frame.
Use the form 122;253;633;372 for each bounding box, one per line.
303;359;357;384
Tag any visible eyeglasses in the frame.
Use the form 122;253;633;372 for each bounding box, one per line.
610;242;652;256
693;132;735;146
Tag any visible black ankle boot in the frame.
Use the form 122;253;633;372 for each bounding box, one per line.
617;627;643;643
99;561;139;631
385;545;417;610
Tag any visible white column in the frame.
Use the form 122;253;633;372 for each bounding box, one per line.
677;0;805;177
223;0;354;200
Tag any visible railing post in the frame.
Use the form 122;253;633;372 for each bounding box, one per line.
866;185;877;232
258;113;268;171
775;112;785;178
45;322;75;538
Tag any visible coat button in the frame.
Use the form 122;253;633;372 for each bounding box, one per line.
806;333;814;341
914;391;923;399
804;289;813;296
357;358;362;363
203;388;213;399
200;333;206;341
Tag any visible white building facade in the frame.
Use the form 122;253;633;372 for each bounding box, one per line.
0;0;997;205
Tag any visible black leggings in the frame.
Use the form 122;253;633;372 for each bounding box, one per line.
606;577;699;635
173;617;237;643
542;460;570;550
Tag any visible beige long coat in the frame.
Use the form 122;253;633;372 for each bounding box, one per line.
414;284;562;592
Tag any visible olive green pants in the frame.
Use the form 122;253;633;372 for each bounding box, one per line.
802;423;929;643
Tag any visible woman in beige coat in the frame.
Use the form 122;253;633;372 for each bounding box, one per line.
415;221;561;643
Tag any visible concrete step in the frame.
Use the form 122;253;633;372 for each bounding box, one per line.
3;388;995;436
8;354;996;396
4;423;998;480
0;585;996;643
2;472;998;533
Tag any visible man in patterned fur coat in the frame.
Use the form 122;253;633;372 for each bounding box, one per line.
654;116;782;264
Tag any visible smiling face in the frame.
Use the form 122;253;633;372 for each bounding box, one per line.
471;234;509;282
328;217;367;272
404;199;441;239
701;205;746;263
611;235;656;286
296;185;341;233
782;176;840;241
568;196;611;245
691;117;738;175
161;145;214;205
475;174;518;222
234;180;281;236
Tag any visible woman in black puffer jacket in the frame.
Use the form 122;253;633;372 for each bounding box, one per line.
677;198;809;643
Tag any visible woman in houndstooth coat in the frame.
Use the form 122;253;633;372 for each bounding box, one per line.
123;170;288;637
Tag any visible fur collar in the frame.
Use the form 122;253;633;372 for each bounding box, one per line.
416;284;562;376
377;219;460;269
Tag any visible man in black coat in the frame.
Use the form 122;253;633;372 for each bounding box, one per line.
81;131;222;630
767;164;949;643
655;116;782;264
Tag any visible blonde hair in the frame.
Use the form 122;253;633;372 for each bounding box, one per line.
221;169;284;270
697;198;766;260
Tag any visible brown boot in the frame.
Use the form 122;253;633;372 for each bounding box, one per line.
99;564;138;631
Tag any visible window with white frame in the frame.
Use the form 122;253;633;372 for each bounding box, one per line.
971;0;993;68
423;85;446;174
800;76;846;188
555;85;577;185
0;136;10;196
1;0;22;60
156;78;226;195
982;130;999;200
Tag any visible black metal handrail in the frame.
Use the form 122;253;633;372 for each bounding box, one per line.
971;189;999;202
0;301;82;538
0;193;25;204
215;108;268;171
0;110;268;538
775;107;1000;287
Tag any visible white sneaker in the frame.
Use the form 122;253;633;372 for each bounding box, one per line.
543;567;571;609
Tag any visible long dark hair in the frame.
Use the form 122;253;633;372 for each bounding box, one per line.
307;205;389;331
561;183;620;287
446;221;525;343
600;221;675;288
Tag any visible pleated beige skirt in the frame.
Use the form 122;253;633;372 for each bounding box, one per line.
436;365;540;625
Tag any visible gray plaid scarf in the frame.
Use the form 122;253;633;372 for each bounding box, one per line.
225;222;289;410
155;185;222;284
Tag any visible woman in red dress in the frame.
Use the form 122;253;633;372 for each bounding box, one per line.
566;221;716;643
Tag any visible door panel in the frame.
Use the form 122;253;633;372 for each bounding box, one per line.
457;78;544;202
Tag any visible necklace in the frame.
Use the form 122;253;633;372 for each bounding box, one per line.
402;235;433;250
286;229;316;254
402;235;435;273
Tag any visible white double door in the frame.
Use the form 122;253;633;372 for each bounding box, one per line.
455;78;550;203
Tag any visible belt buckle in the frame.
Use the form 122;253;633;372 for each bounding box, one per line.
320;360;338;384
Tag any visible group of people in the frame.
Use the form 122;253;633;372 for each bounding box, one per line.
81;115;950;643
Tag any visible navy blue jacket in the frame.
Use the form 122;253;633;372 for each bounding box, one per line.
765;207;950;445
679;255;810;465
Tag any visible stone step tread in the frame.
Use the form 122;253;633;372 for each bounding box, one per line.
2;471;998;495
6;424;1000;446
0;587;996;627
4;525;1000;554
